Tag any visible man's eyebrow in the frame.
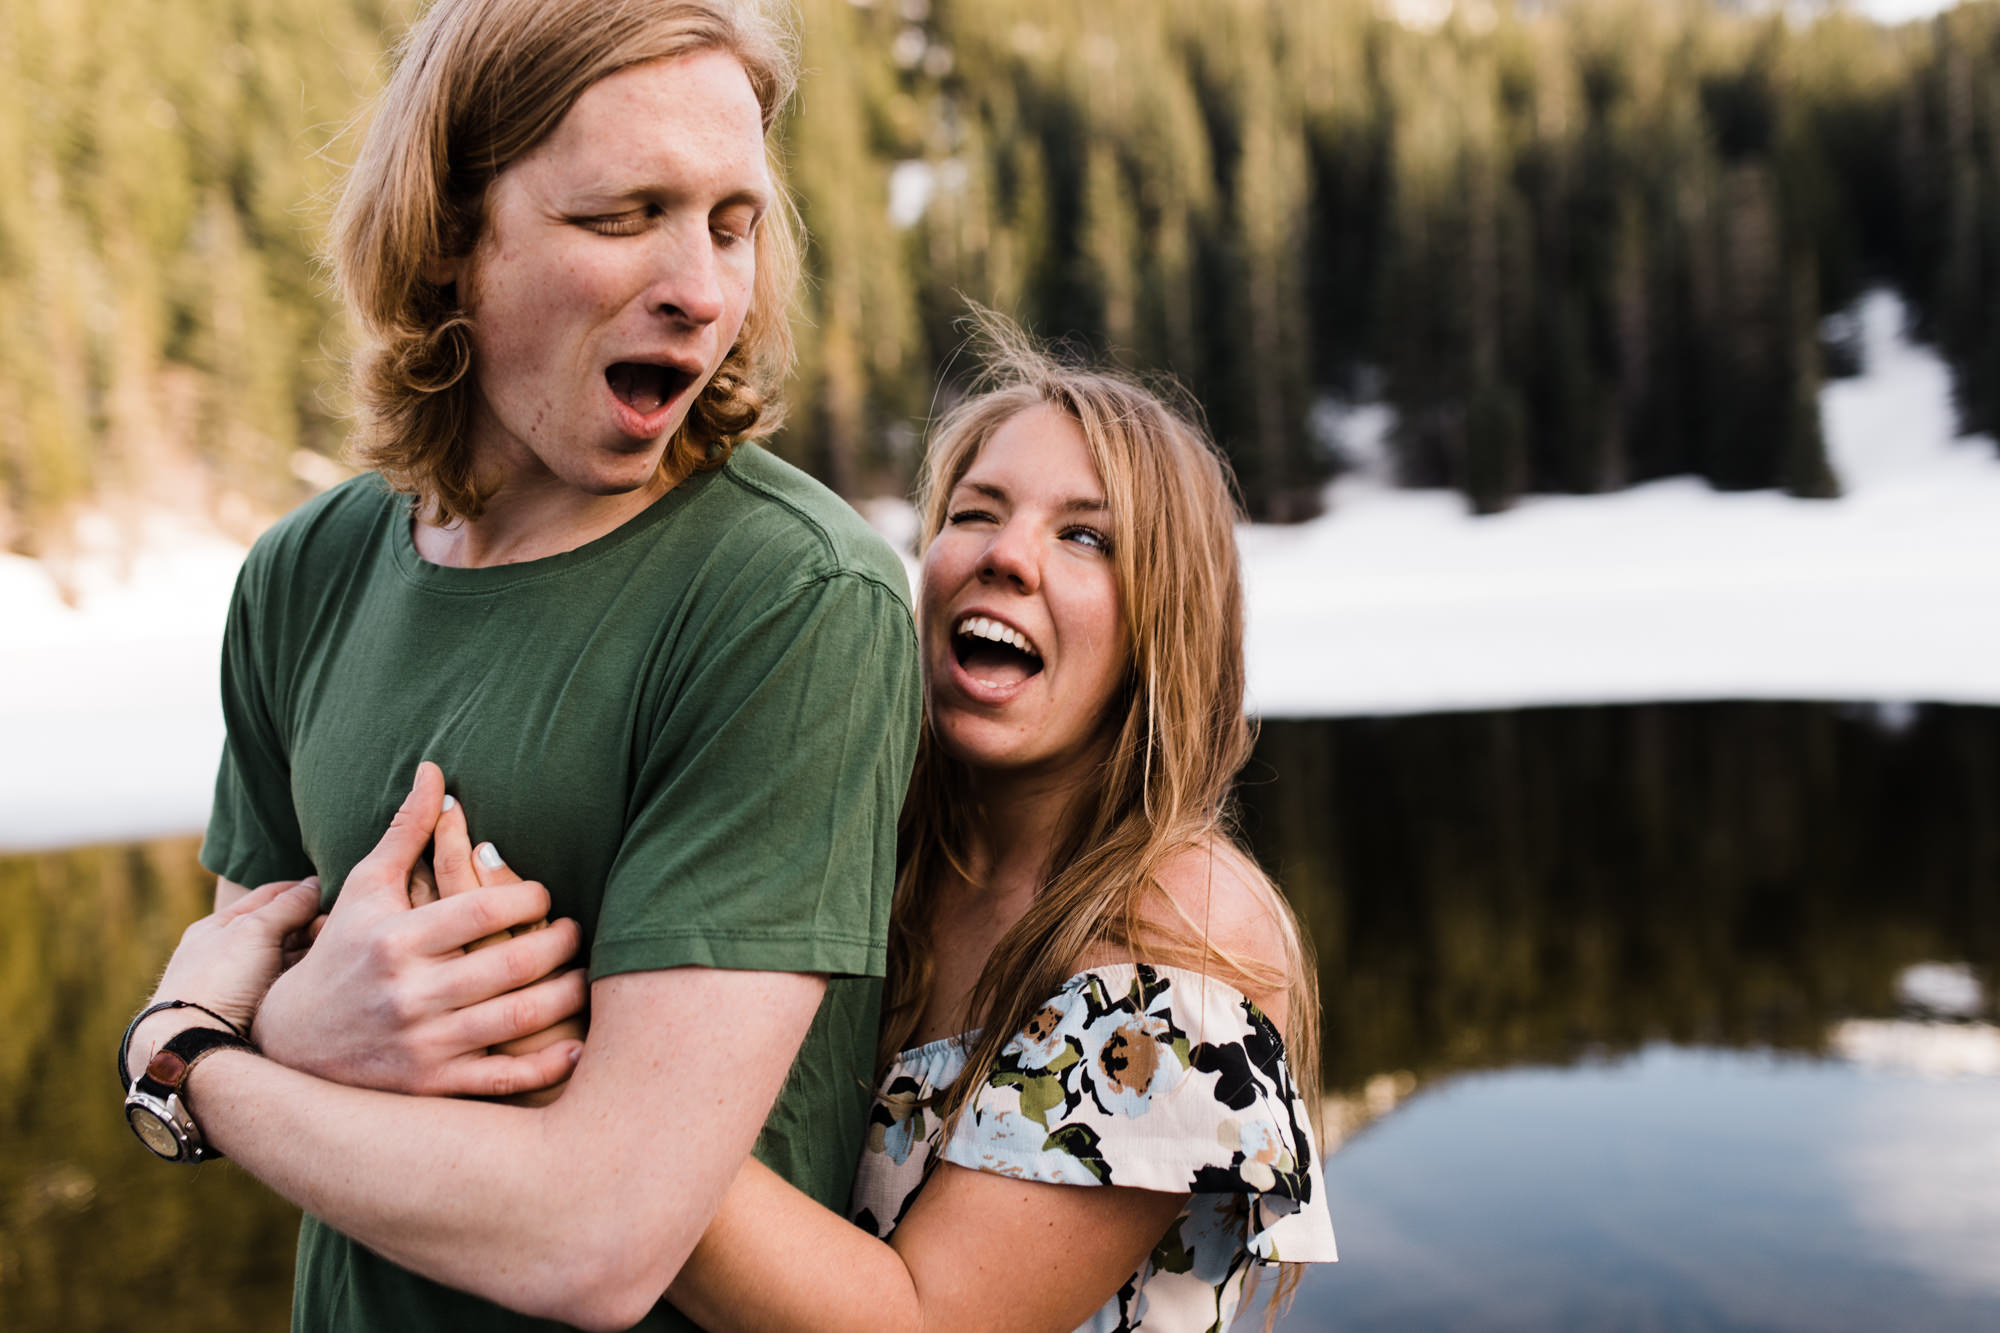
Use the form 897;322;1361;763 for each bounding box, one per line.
713;185;771;215
958;481;1108;513
574;182;771;214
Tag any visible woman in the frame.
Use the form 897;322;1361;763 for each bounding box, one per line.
657;318;1339;1331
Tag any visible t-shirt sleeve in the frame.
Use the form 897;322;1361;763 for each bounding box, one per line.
589;569;920;982
940;965;1339;1264
200;552;313;889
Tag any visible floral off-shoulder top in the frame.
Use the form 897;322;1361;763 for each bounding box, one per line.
848;963;1338;1332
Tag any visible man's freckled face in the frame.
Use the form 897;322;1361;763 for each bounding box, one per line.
447;49;769;500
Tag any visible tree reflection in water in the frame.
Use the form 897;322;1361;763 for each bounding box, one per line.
4;702;1994;1330
1239;703;1998;1106
1;840;298;1331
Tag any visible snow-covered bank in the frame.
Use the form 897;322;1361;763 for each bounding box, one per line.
1243;289;2000;716
4;290;1998;850
1;512;245;851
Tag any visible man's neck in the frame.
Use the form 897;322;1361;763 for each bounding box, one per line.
412;467;679;569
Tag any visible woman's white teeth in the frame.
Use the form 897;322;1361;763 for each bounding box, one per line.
957;616;1038;658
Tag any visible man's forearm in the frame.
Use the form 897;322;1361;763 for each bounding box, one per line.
174;966;827;1332
184;1048;695;1329
163;779;829;1328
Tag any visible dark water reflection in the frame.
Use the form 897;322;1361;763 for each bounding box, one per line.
1232;702;2000;1332
1;841;297;1330
5;703;1995;1330
1239;703;1998;1095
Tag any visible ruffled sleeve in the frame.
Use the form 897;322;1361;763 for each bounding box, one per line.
938;963;1337;1264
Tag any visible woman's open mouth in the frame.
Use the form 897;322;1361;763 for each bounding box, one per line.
953;615;1043;687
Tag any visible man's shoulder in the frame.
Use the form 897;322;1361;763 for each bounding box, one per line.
242;472;398;579
707;446;913;609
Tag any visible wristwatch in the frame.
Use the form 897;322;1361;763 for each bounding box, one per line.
123;1024;253;1163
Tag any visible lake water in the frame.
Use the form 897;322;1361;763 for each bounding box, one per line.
1236;704;2000;1331
5;704;1996;1330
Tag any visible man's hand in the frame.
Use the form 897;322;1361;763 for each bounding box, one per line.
253;762;588;1098
126;876;324;1081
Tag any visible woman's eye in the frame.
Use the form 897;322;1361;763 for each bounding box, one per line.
947;508;997;527
1063;525;1112;554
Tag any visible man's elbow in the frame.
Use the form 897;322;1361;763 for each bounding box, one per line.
535;1229;694;1332
558;1289;661;1333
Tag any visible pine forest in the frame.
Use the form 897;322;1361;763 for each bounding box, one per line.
6;0;2000;551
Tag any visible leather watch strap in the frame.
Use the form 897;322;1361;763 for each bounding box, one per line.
118;999;248;1091
137;1025;254;1097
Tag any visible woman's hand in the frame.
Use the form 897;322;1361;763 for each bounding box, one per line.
251;763;587;1099
124;876;324;1082
422;789;590;1106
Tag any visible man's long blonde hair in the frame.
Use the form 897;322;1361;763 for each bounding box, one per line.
882;317;1321;1245
330;0;802;523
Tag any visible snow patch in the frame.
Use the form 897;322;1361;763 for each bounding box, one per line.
1830;1021;2000;1079
1243;289;2000;717
1898;962;1989;1020
1;511;244;850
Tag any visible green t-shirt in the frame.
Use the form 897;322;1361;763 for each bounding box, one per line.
201;446;921;1333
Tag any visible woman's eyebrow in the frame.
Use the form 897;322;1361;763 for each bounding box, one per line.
958;482;1107;513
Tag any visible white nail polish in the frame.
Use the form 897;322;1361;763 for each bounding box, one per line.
441;795;457;812
477;842;502;869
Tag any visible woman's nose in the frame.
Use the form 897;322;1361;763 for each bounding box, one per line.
978;524;1039;591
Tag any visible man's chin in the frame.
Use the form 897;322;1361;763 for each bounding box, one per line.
576;454;679;500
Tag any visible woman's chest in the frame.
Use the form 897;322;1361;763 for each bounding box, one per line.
909;891;1035;1045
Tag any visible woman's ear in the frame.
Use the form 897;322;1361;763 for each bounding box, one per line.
421;253;462;289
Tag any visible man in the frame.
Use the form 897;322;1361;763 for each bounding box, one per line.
120;2;920;1329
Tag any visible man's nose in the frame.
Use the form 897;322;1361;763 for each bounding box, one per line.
647;223;727;328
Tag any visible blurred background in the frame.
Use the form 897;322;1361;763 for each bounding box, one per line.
3;0;1997;1329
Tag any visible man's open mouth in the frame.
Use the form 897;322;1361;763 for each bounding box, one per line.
606;362;697;415
953;615;1043;686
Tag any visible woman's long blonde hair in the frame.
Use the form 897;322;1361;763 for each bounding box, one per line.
882;317;1321;1281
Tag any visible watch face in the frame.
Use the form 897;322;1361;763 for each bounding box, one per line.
127;1101;186;1160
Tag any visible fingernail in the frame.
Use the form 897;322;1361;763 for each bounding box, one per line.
441;794;457;812
477;842;503;869
566;1044;583;1065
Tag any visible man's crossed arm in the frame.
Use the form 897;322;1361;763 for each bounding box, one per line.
130;765;826;1331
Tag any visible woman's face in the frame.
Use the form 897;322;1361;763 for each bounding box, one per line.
440;50;770;500
920;404;1129;784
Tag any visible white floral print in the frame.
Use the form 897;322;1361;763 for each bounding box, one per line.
848;963;1337;1332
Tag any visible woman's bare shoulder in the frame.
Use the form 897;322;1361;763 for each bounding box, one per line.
1070;838;1302;1028
1147;839;1294;968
